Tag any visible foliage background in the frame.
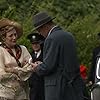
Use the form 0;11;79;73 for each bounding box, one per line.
0;0;100;70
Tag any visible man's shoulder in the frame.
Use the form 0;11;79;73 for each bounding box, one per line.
94;46;100;49
93;46;100;56
93;46;100;52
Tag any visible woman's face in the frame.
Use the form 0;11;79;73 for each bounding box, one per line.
4;28;18;48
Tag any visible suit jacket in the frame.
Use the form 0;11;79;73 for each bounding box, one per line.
29;50;44;100
29;51;43;86
35;26;85;100
91;48;100;100
88;46;100;83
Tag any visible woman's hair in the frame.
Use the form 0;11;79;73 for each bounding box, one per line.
0;28;6;42
0;25;14;42
0;18;23;42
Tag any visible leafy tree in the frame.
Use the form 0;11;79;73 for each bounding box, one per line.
0;0;100;68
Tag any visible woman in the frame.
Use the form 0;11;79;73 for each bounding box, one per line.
0;18;32;100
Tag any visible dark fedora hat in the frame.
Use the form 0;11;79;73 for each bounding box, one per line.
27;33;45;44
32;12;55;31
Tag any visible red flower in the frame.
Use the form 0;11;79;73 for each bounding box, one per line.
80;65;87;80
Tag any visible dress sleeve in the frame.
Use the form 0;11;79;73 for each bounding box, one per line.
0;48;7;79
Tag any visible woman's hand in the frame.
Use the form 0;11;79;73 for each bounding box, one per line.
22;60;28;66
5;64;18;74
5;67;13;73
5;64;14;72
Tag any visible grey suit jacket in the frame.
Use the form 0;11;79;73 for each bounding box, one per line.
36;26;85;100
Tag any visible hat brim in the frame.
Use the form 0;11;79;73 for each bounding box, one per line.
27;32;45;44
32;17;55;31
32;40;44;44
0;18;23;39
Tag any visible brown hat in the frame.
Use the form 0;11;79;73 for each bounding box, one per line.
0;18;23;39
32;12;55;31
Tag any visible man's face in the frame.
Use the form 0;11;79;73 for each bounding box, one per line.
32;42;41;52
37;27;44;36
37;26;48;37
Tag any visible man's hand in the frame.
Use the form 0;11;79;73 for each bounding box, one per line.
30;63;38;72
34;61;42;64
30;61;42;72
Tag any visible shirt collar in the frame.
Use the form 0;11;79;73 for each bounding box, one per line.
47;25;58;37
35;50;41;58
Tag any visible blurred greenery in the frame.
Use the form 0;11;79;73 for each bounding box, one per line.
0;0;100;69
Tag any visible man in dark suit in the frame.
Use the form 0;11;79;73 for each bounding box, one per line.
31;12;86;100
88;33;100;100
27;33;45;100
88;33;100;85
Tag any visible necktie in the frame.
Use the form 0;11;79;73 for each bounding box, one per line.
35;52;38;58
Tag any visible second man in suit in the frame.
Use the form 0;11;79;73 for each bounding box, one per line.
27;33;45;100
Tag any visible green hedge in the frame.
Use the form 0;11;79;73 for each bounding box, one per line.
0;0;100;69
